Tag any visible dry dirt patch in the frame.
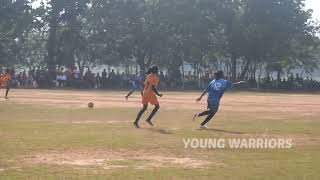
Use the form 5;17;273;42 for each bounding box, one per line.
8;89;320;117
23;149;211;169
69;120;126;124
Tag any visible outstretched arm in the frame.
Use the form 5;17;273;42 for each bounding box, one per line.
233;81;247;86
152;85;163;97
196;89;207;102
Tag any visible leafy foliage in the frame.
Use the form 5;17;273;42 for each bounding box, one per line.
0;0;319;79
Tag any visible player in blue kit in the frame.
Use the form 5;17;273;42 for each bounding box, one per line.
193;70;246;129
125;70;150;100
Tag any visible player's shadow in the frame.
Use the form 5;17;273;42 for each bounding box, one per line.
198;128;245;134
144;128;174;135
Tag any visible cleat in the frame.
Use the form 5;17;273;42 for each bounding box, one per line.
200;125;208;129
133;122;140;128
146;120;154;126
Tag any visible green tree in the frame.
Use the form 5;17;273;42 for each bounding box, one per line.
0;0;34;67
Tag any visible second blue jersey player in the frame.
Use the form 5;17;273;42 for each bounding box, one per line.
193;70;246;129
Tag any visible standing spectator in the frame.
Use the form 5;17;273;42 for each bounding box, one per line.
109;69;116;87
28;68;32;88
101;69;107;88
84;68;92;88
95;73;101;88
22;70;27;87
73;67;80;80
186;71;192;80
109;69;116;79
35;67;40;87
56;69;67;87
89;71;95;88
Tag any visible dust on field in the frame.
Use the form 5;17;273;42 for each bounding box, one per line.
5;89;320;119
23;149;212;170
69;120;128;124
4;89;320;125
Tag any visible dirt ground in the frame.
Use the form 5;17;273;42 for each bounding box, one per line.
3;89;320;116
1;89;320;179
22;148;211;170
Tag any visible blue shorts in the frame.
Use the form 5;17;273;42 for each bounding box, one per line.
207;101;219;113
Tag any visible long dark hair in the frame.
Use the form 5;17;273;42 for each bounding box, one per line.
151;66;158;74
146;68;152;75
214;70;224;80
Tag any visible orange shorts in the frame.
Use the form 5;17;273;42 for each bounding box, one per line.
0;81;7;88
142;93;159;105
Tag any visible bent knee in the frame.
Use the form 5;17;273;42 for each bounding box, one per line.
141;105;148;111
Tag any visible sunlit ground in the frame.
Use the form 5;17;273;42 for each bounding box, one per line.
0;89;319;179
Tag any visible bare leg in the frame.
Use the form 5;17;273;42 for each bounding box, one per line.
193;110;211;121
198;110;211;117
200;106;219;127
146;104;160;126
133;104;148;128
200;112;215;126
5;85;10;99
125;90;135;100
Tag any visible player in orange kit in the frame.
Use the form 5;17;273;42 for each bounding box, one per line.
133;66;163;128
0;69;12;99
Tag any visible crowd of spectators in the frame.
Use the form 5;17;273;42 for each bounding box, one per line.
257;73;320;90
3;67;320;91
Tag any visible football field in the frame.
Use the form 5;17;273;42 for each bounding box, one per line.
0;89;319;179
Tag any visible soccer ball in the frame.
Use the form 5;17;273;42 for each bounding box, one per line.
88;102;94;108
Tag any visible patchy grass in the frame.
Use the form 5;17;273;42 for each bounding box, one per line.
0;90;319;179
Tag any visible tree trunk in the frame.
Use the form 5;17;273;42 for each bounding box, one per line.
136;51;146;73
181;58;185;89
239;59;250;80
231;54;237;81
276;69;281;88
257;64;264;89
47;0;59;87
77;61;84;78
252;62;257;79
68;2;77;68
146;53;152;69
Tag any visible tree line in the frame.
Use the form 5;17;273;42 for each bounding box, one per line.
1;0;320;81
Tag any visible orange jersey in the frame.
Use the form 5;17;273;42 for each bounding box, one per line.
143;73;159;95
142;73;159;105
0;73;11;87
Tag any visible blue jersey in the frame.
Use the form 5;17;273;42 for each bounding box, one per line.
130;76;143;90
206;79;233;105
